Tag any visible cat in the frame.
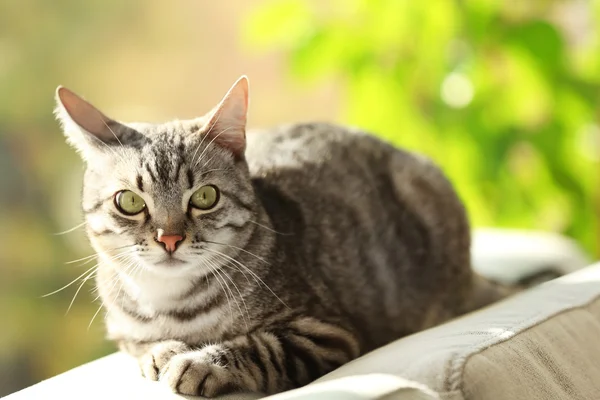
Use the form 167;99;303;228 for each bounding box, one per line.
54;76;509;397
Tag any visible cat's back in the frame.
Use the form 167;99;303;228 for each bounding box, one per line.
245;122;448;196
245;122;393;175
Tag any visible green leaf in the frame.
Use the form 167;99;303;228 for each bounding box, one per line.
243;0;313;49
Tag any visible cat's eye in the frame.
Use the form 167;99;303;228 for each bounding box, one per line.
190;185;219;210
114;190;146;215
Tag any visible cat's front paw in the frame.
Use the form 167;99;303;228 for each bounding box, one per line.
139;340;190;381
161;345;236;397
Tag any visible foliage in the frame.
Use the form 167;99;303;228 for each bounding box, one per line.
246;0;600;256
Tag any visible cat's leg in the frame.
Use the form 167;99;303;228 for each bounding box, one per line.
132;319;360;397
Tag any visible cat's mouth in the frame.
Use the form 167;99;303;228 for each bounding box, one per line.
155;257;186;267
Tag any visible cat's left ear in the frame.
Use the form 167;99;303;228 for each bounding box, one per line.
54;86;126;161
203;76;249;159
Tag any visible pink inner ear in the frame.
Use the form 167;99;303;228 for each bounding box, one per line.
205;117;247;159
57;87;111;138
204;76;249;158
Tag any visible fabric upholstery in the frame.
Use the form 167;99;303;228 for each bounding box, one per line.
462;288;600;399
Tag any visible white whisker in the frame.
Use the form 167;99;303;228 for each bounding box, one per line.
65;267;98;315
41;265;99;298
65;245;136;265
66;252;135;314
191;112;222;168
101;119;124;148
208;267;234;324
97;117;138;173
197;168;233;176
53;221;87;236
248;220;293;236
202;247;290;310
199;153;218;170
204;240;270;265
212;263;243;326
87;302;104;330
207;256;249;329
195;126;235;168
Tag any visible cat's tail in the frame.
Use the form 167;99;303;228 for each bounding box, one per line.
465;274;516;313
465;269;561;313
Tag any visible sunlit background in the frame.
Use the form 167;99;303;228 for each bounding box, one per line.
1;0;599;396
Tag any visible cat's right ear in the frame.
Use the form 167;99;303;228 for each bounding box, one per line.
202;76;249;159
54;86;123;161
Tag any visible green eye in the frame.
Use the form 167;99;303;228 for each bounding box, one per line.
190;185;219;210
114;190;146;215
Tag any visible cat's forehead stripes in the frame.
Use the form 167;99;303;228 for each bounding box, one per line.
187;169;195;189
134;129;192;186
136;174;144;192
144;162;158;183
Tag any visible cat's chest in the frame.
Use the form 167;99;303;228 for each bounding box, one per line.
103;272;240;344
105;303;234;344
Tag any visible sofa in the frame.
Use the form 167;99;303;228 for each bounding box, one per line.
7;229;598;400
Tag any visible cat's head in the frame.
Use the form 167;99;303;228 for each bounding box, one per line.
55;77;258;280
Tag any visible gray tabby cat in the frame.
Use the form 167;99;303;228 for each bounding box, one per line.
55;76;508;397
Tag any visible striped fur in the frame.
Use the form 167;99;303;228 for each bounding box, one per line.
120;317;359;396
56;80;509;397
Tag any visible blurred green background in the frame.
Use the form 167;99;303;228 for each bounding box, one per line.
1;0;598;396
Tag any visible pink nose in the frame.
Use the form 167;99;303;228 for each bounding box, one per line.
156;234;184;253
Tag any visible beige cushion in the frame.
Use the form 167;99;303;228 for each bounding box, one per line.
312;263;600;399
4;354;436;400
263;375;439;400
